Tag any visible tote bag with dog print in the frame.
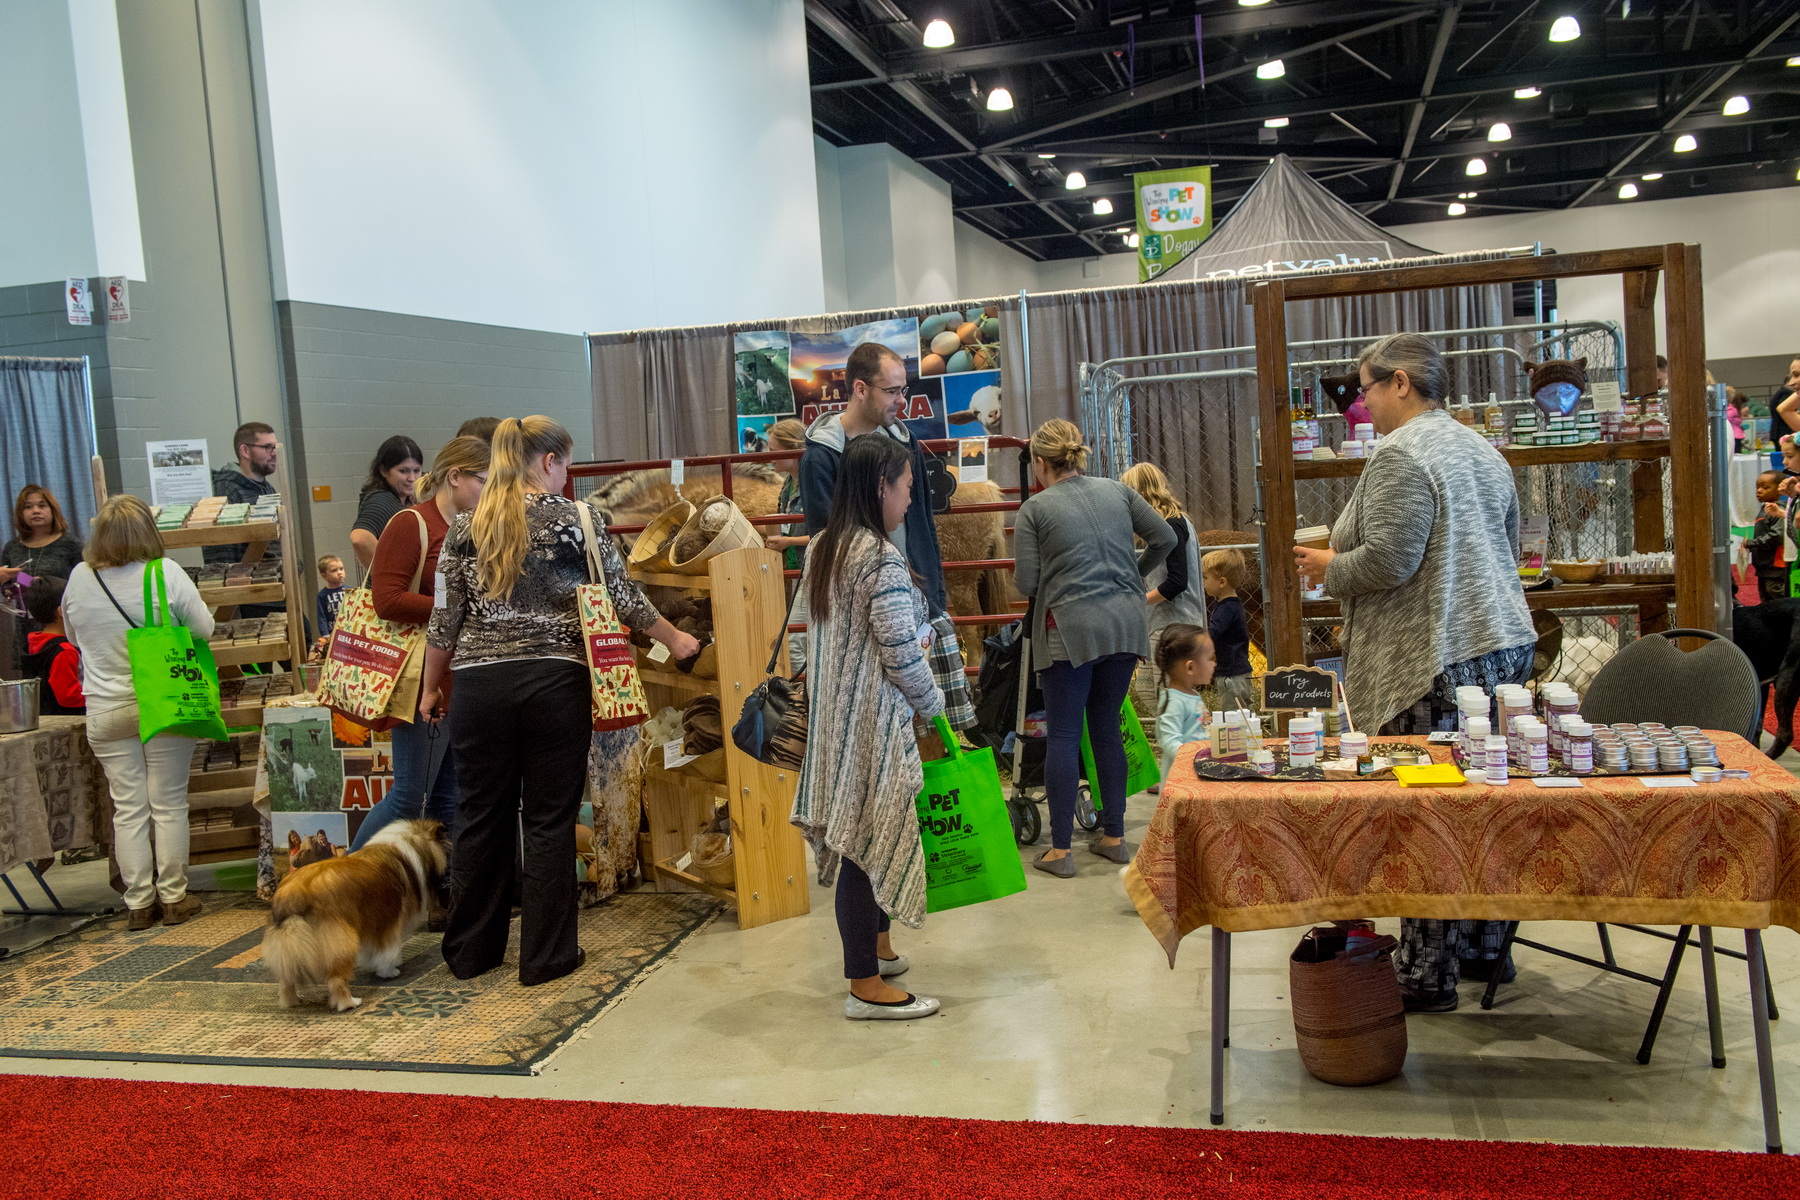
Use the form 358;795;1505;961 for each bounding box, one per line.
574;502;651;731
317;511;430;726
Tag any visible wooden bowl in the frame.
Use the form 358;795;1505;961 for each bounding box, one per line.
1549;560;1604;585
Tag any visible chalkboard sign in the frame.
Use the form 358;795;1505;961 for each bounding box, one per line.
1258;665;1339;712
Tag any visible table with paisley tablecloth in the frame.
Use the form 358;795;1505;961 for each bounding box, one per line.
1122;732;1798;1151
0;716;110;877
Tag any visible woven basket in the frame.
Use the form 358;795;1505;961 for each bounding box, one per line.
690;831;735;888
667;499;761;575
1288;928;1407;1086
629;499;694;574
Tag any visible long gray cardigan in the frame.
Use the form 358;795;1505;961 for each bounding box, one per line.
1015;474;1177;668
791;531;944;928
1324;409;1535;730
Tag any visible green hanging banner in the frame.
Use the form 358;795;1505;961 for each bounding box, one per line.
1135;166;1213;282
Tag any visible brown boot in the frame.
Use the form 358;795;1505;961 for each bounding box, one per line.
127;904;161;932
161;895;203;926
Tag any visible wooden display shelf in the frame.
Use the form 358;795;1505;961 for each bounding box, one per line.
211;638;294;666
639;667;716;695
188;766;257;794
1291;438;1672;480
637;547;809;931
220;704;266;727
190;825;260;855
200;583;286;607
629;569;713;590
157;521;280;549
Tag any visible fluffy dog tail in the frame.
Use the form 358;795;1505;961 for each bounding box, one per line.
261;912;356;998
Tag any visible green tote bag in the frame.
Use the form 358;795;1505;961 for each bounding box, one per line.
129;559;228;743
1079;694;1162;811
915;715;1027;913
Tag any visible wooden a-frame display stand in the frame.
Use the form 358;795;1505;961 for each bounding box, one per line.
633;546;811;931
1253;243;1715;666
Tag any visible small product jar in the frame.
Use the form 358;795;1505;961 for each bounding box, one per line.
1543;685;1579;757
1251;750;1277;776
1288;717;1319;768
1484;735;1510;784
1244;716;1264;754
1522;722;1550;774
1341;439;1364;458
1563;720;1594;774
1465;718;1490;770
1340;731;1371;774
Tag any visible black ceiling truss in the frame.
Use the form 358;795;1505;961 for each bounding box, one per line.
807;0;1800;260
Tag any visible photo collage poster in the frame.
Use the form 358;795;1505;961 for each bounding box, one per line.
261;704;397;876
732;309;1003;482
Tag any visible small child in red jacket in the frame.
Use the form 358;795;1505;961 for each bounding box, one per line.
22;575;85;714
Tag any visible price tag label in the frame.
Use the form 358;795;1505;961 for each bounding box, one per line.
1591;381;1623;414
675;851;694;871
670;459;685;487
664;739;699;770
1640;775;1696;788
1532;776;1583;788
1426;731;1459;744
647;641;671;663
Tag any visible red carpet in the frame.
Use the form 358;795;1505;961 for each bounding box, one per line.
2;1075;1796;1198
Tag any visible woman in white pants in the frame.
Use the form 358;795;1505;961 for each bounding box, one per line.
63;495;215;930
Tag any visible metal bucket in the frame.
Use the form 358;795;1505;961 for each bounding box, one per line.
0;677;40;735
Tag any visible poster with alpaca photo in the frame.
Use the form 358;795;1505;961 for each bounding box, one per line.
262;706;345;813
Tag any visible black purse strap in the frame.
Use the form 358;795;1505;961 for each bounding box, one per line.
90;566;138;630
765;575;804;677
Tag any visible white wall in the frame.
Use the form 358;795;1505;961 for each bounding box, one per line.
820;142;961;310
253;0;823;335
953;220;1040;300
1390;186;1800;361
815;137;848;313
1036;252;1138;293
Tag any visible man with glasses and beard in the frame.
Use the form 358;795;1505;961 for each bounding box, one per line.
205;421;284;617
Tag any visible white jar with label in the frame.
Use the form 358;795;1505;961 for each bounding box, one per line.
1287;717;1319;767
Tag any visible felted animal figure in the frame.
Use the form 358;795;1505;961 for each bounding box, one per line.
260;819;450;1012
1525;357;1589;417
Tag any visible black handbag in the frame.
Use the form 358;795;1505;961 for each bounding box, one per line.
731;581;807;768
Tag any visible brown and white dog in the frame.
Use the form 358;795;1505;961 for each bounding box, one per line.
260;818;449;1013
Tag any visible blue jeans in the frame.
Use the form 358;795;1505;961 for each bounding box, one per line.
349;716;461;850
1040;652;1137;849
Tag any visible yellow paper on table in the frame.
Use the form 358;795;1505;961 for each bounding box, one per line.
1392;763;1466;788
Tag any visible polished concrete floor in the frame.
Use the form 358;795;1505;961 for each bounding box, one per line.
3;787;1795;1156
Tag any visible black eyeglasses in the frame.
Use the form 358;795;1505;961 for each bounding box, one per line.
874;383;908;399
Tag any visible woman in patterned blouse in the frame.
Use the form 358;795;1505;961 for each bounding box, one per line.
423;416;697;987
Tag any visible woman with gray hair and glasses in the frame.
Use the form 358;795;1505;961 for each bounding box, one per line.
1291;332;1535;1013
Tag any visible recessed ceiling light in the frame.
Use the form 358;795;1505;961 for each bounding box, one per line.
1618;182;1639;199
1641;173;1663;181
1092;198;1114;215
1265;117;1290;128
1722;95;1750;117
1256;59;1285;80
1064;171;1087;190
986;87;1014;112
921;19;954;49
1126;233;1141;248
1037;152;1057;159
1788;56;1800;67
1674;134;1698;152
1488;122;1512;142
1457;191;1478;199
1549;15;1580;42
1238;0;1272;6
1514;87;1542;99
1448;202;1468;216
1466;157;1488;176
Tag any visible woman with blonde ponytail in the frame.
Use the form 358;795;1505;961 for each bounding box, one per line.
423;416;697;986
1014;419;1175;879
350;435;491;852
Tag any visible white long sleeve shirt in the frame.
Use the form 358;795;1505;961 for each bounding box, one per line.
63;559;215;716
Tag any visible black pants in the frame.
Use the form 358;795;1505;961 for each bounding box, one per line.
836;857;891;980
442;658;589;986
1040;652;1137;848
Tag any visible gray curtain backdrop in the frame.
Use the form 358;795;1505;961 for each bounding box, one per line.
0;356;98;534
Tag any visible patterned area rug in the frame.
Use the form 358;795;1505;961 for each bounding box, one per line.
0;891;719;1075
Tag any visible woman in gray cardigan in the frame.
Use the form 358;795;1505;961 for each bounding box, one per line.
1293;332;1535;1012
1015;420;1176;877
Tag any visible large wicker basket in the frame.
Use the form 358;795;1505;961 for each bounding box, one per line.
1288;928;1407;1086
667;498;761;575
628;499;694;574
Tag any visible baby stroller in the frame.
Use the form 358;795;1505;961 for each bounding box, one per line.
975;611;1099;846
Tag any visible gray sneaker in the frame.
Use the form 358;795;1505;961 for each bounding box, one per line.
1033;851;1077;878
844;992;940;1020
1088;839;1134;864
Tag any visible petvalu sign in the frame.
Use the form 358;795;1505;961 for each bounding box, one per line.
1135;166;1212;282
